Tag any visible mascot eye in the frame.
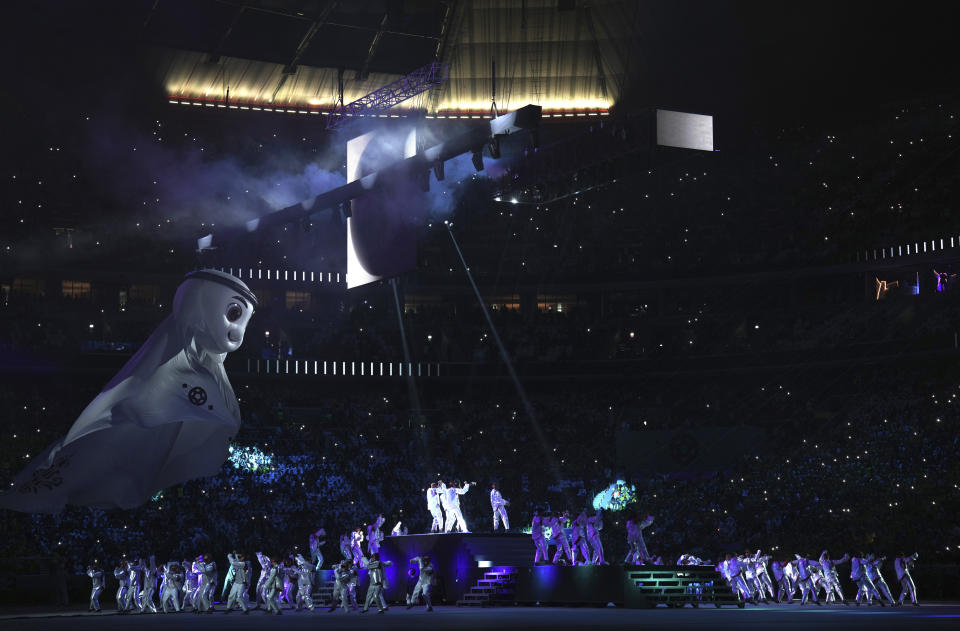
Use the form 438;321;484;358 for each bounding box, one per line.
226;304;243;322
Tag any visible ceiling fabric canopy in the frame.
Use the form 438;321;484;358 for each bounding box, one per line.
151;0;636;116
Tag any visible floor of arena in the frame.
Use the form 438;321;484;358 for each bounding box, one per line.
1;603;958;631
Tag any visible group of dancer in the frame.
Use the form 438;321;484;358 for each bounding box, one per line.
710;550;921;607
529;508;621;566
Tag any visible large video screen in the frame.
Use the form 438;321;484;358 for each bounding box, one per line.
656;109;714;152
346;128;420;289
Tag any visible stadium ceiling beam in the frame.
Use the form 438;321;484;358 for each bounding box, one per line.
357;12;389;81
428;1;461;114
271;1;339;105
208;0;249;64
583;6;608;100
211;0;439;40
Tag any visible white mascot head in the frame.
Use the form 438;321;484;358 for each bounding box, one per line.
0;269;258;513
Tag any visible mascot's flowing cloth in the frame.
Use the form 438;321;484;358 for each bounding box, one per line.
0;270;256;513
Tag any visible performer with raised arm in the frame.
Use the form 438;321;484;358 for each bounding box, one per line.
851;553;883;606
406;555;435;611
181;559;198;610
309;528;326;568
263;557;283;616
254;552;271;609
866;555;896;605
360;553;393;614
895;552;919;606
819;550;849;604
86;562;104;613
350;528;365;565
794;554;822;606
294;554;316;611
123;558;144;612
444;480;472;533
159;561;183;613
427;483;444;533
194;553;217;613
224;552;251;614
490;483;510;531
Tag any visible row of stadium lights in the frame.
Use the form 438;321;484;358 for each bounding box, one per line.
213;267;344;285
168;99;608;118
863;236;960;261
247;359;440;378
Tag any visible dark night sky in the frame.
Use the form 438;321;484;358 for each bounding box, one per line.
1;1;957;143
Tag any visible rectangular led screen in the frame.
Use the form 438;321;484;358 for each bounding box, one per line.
656;109;714;151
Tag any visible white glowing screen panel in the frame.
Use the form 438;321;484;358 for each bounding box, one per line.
656;109;714;152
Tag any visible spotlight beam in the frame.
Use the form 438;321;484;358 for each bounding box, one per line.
198;104;541;251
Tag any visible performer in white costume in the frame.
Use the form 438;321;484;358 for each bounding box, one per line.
367;515;386;555
426;484;443;532
490;484;510;531
159;561;183;613
113;561;130;612
443;480;471;533
224;553;251;614
360;553;393;614
139;555;159;613
86;563;104;612
406;556;435;611
294;554;315;611
531;510;549;564
0;270;256;512
895;553;919;606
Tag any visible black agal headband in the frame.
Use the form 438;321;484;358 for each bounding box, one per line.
184;270;258;308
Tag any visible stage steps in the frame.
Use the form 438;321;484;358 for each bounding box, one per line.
623;566;743;608
456;570;517;607
463;536;535;567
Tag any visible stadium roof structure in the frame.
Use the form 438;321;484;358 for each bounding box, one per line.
145;0;638;119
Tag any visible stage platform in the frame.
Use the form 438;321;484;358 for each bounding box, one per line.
379;533;736;607
1;603;957;631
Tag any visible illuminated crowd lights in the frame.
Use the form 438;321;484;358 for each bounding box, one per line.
227;444;275;473
593;479;638;512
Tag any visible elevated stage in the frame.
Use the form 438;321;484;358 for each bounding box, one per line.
378;533;736;608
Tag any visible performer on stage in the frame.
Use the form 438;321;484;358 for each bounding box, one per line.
263;557;283;615
124;558;144;612
86;562;104;612
531;509;549;564
294;554;315;611
254;552;271;609
571;511;590;565
280;557;296;607
406;556;435;611
181;559;198;610
114;561;130;612
427;483;444;532
624;514;654;564
548;511;574;565
194;554;217;613
140;555;159;613
350;528;365;565
586;510;606;565
819;550;849;604
895;552;919;606
224;553;250;614
159;561;183;613
443;480;471;533
866;555;896;605
339;532;352;561
851;554;884;606
490;483;510;531
794;554;822;605
367;515;386;555
360;553;393;614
